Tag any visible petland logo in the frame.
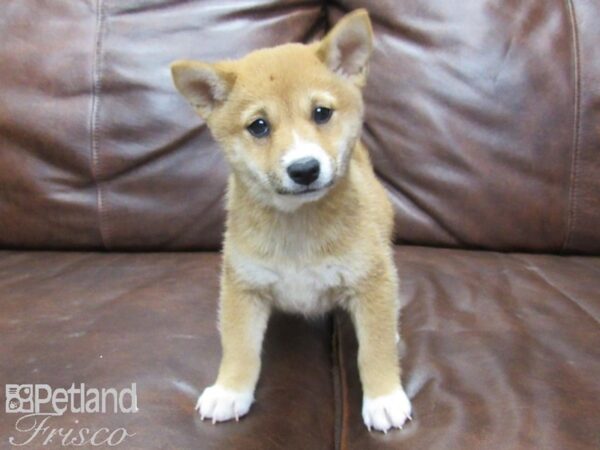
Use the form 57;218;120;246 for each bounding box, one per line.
5;383;137;447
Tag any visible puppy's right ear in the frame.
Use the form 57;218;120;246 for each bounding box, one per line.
170;60;236;119
316;9;373;87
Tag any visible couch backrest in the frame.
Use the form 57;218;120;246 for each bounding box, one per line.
1;0;598;254
337;0;600;255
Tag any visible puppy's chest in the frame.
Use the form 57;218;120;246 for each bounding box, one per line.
232;255;358;315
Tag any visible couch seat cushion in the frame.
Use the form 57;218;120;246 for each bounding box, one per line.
0;251;335;449
334;247;600;450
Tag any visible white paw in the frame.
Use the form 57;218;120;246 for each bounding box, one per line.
362;386;412;433
195;384;254;423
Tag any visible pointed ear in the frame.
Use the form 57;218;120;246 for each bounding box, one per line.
170;60;236;118
317;9;373;86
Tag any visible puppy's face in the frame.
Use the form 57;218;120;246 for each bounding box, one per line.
171;10;373;211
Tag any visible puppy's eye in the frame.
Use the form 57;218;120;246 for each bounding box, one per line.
312;106;333;124
247;118;270;138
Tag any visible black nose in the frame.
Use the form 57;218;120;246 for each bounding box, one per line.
287;157;320;186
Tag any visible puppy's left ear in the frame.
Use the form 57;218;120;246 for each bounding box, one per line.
317;9;373;87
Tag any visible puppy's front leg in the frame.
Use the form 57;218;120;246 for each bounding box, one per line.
196;268;270;423
350;260;412;432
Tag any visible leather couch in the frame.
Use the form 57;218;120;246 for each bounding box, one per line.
1;1;598;449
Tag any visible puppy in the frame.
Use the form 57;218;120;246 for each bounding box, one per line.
171;9;411;432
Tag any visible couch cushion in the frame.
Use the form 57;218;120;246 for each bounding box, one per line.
0;251;335;449
332;0;600;254
1;248;599;449
0;0;325;250
334;246;600;449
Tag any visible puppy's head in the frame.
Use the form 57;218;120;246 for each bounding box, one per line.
171;9;373;211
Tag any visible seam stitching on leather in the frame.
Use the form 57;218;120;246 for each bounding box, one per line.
332;313;349;450
562;0;582;252
331;314;341;450
301;0;329;42
90;0;108;249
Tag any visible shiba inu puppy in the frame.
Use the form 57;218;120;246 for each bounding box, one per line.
171;9;411;432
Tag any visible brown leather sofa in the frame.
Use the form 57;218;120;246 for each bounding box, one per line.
1;1;598;449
